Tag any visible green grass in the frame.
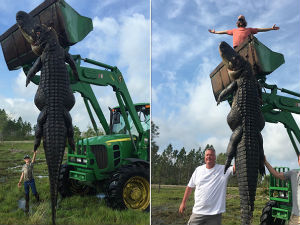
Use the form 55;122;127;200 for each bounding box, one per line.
0;141;149;225
151;185;270;225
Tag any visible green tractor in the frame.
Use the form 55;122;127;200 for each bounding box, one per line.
0;0;150;211
210;35;300;223
59;101;150;211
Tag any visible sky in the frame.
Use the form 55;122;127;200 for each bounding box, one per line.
152;0;300;169
0;0;150;134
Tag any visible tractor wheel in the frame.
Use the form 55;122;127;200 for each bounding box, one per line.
58;163;92;197
106;163;150;211
260;201;286;225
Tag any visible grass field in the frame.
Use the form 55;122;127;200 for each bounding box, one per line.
0;141;150;225
151;185;270;225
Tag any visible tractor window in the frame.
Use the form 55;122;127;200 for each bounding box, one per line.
139;111;150;131
112;112;126;134
111;106;150;135
112;111;136;135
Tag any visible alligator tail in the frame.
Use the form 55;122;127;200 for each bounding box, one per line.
43;107;66;225
236;77;261;225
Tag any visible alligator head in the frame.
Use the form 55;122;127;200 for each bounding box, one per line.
16;11;59;56
219;41;246;80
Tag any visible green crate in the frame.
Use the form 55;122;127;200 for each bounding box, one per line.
269;167;292;221
272;207;291;221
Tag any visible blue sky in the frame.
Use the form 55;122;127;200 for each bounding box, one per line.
0;0;150;133
152;0;300;169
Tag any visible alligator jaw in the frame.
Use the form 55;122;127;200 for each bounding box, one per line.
16;11;36;44
219;41;244;79
16;11;42;55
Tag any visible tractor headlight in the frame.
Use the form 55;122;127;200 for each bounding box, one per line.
76;158;82;163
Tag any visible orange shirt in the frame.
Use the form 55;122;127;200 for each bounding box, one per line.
226;27;258;48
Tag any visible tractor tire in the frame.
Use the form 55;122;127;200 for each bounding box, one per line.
58;163;93;197
260;201;286;225
106;163;150;211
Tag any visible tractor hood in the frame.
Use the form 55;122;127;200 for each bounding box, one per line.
78;134;136;146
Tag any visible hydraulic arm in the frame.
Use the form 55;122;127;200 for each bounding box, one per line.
260;81;300;155
22;55;148;155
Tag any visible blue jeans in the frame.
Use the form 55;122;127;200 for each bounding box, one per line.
24;179;37;195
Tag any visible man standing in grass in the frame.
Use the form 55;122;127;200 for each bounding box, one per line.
179;147;235;225
18;151;40;212
265;155;300;225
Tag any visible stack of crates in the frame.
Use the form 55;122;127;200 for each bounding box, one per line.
269;167;292;221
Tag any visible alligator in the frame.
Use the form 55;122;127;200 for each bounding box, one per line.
217;41;265;225
16;11;78;225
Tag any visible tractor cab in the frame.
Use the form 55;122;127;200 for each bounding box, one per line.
111;103;150;136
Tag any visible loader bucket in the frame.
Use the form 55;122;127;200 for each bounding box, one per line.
0;0;93;71
209;35;285;101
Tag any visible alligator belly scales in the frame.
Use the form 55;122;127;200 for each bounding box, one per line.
16;11;78;225
217;41;265;225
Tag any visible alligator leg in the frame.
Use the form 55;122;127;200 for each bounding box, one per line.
217;80;237;105
63;109;75;151
65;51;79;81
34;108;47;151
26;56;42;87
258;133;265;176
224;125;242;173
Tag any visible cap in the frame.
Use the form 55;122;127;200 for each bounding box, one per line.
24;155;30;159
238;15;245;20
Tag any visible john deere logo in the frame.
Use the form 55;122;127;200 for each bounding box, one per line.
110;74;115;81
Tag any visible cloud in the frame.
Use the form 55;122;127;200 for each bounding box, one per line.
73;16;119;62
13;70;37;99
152;22;185;60
153;57;231;152
0;96;39;125
167;0;186;19
118;13;150;102
190;0;220;27
72;13;150;104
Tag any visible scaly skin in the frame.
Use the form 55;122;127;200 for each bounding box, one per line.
16;11;78;225
217;41;265;225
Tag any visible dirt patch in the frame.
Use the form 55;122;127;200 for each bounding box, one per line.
151;205;186;225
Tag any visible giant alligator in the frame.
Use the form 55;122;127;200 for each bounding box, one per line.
217;41;265;225
16;11;79;225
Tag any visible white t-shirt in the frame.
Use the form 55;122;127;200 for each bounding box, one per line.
187;164;233;215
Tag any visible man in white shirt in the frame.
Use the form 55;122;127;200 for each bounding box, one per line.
179;147;235;225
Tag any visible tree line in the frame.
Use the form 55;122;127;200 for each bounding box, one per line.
0;109;33;141
151;122;267;188
0;108;102;141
